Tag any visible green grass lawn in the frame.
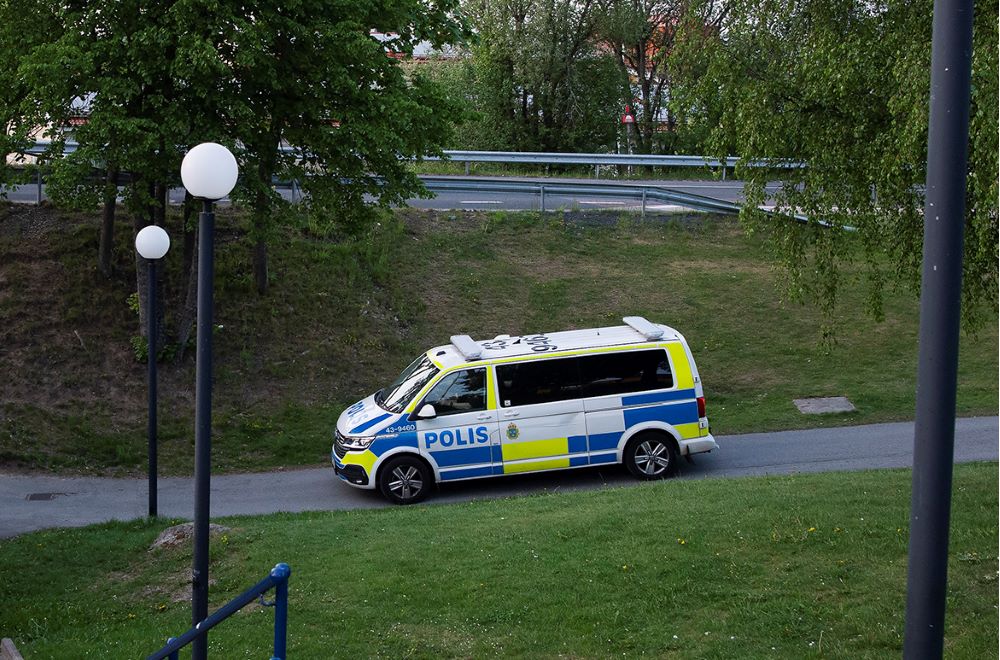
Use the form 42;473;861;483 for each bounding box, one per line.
1;205;996;475
0;464;995;658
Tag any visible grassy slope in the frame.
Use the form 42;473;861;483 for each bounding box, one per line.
0;463;995;658
0;204;996;475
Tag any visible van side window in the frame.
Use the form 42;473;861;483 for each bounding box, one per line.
497;358;583;407
421;368;486;416
577;349;673;398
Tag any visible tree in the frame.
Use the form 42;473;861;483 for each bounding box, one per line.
0;0;64;192
465;0;621;152
219;0;471;293
13;1;227;351
596;0;727;153
4;0;471;353
673;0;998;328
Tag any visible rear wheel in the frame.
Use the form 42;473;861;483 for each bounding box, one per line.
378;455;432;505
624;432;678;479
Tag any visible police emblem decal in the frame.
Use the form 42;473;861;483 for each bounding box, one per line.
506;423;520;440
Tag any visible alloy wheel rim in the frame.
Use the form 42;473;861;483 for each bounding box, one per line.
388;465;423;499
635;440;670;476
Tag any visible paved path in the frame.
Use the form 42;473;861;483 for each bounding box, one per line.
1;417;996;539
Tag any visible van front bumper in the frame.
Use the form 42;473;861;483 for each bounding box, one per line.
335;462;370;486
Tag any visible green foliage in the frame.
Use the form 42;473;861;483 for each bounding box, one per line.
461;0;622;152
1;0;472;294
220;0;473;247
129;334;148;363
0;0;63;191
673;0;999;328
125;292;140;315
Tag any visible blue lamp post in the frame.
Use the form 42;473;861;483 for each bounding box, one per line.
180;142;238;660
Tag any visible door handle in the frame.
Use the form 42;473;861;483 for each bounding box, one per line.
503;411;520;418
476;413;492;421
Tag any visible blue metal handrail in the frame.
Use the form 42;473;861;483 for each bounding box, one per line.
147;563;291;660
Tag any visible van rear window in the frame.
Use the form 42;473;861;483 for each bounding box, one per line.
497;349;673;407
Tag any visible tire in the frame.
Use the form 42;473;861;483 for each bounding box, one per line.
624;432;678;480
378;455;433;505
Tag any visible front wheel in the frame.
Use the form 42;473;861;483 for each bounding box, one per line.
378;455;432;505
624;432;678;480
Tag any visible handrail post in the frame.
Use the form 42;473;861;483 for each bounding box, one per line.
271;563;291;660
167;637;178;660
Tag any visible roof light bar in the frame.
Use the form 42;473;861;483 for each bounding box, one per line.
450;334;483;360
623;316;664;340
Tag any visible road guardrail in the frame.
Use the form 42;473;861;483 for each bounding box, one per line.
13;142;843;228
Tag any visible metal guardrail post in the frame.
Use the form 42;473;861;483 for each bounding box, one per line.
464;161;470;175
539;185;546;212
641;188;647;220
35;169;42;205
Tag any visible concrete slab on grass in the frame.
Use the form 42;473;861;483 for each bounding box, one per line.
793;396;856;414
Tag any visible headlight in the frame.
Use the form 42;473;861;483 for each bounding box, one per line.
339;434;376;451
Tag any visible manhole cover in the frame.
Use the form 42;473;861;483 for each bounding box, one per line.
25;492;69;501
793;397;856;414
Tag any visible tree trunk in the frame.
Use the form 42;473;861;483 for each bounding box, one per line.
133;209;150;342
173;194;198;362
173;227;199;363
252;150;276;295
182;193;196;286
253;237;268;295
98;166;119;278
154;182;167;226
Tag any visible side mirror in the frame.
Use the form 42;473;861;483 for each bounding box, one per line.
416;404;437;419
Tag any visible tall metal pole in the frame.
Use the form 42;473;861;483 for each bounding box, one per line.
192;199;215;660
147;259;158;518
902;0;974;655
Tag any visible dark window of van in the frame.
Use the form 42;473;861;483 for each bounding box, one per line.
497;358;583;407
577;350;673;398
496;349;673;407
421;368;487;416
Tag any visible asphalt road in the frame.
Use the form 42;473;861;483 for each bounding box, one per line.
1;177;779;212
1;417;995;539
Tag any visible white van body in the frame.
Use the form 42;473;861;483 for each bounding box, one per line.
333;317;717;503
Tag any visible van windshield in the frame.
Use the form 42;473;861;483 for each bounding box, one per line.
376;354;440;413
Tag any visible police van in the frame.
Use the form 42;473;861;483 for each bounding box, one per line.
333;316;716;504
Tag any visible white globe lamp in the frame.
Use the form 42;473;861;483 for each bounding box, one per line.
180;142;239;200
135;225;171;260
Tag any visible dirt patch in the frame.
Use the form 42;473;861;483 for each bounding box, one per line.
149;522;232;551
